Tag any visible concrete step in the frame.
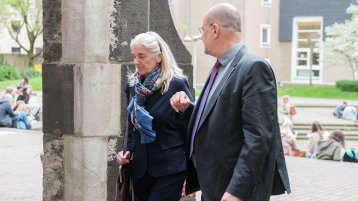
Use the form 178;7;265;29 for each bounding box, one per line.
295;131;358;136
296;135;358;141
293;122;357;127
293;126;358;131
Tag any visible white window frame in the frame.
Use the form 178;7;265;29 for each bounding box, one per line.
291;16;323;84
260;24;271;48
261;0;272;7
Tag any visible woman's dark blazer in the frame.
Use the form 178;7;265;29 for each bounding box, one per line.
124;77;193;179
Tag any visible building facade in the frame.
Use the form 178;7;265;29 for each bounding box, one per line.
170;0;355;88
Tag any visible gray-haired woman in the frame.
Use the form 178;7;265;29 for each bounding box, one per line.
116;31;193;201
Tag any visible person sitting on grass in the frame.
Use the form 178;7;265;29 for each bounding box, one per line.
316;130;345;161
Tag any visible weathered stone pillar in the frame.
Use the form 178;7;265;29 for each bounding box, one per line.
42;0;193;200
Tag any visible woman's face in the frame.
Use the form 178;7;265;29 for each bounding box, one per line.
131;44;162;77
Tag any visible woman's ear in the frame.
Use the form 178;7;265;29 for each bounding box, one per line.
157;52;163;63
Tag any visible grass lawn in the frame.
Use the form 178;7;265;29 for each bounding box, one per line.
0;77;42;91
277;85;358;100
195;85;358;100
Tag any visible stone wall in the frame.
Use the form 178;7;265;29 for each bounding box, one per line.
0;54;43;71
42;0;193;200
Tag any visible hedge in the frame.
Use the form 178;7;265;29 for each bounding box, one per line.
0;64;19;81
336;80;358;92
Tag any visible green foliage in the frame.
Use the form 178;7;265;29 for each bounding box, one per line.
0;64;19;81
277;85;358;100
336;80;358;92
19;67;41;78
0;76;42;91
0;54;4;64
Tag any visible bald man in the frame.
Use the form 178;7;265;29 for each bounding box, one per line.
171;3;290;201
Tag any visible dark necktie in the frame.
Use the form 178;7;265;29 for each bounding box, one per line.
189;60;220;158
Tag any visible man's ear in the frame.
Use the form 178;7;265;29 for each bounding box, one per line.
212;23;220;38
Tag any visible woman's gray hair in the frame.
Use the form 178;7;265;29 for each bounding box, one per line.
128;31;185;94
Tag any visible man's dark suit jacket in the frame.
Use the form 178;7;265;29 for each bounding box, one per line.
178;45;291;201
125;77;193;179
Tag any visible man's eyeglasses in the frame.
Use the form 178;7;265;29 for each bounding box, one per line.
198;23;213;34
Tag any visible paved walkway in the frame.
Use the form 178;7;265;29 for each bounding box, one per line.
0;129;43;201
1;96;358;200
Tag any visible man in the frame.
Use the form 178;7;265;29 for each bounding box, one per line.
170;3;290;201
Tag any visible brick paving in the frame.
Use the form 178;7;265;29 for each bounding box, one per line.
271;157;358;201
2;128;358;201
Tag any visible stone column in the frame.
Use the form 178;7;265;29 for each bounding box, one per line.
42;0;193;200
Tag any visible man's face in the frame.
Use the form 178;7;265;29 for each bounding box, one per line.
200;18;214;56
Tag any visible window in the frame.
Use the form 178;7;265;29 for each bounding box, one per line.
261;0;272;6
11;20;20;33
260;24;271;47
291;17;323;83
12;47;21;54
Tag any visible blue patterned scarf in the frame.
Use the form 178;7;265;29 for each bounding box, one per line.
127;67;162;143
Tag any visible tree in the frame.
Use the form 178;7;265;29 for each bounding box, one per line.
323;0;358;80
0;0;43;68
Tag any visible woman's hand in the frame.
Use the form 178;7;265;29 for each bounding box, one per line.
116;151;131;165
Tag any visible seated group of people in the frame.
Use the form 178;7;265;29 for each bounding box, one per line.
281;120;346;161
334;101;358;121
0;81;40;130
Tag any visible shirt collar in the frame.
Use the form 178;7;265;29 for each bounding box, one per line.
218;42;243;67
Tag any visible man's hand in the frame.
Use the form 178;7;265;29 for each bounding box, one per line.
170;91;191;113
221;192;242;201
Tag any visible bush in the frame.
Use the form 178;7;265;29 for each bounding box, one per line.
336;80;358;92
0;64;19;81
19;67;41;78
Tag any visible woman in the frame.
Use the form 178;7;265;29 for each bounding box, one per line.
17;85;30;104
307;121;329;158
116;31;193;201
280;120;299;155
316;130;345;161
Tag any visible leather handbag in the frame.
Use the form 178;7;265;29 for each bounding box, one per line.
287;149;306;157
115;94;136;201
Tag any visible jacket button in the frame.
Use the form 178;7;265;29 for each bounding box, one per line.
133;127;136;132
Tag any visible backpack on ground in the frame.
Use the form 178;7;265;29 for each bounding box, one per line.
290;105;297;116
343;149;358;163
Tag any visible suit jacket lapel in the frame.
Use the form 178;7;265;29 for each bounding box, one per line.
197;45;248;129
187;69;212;137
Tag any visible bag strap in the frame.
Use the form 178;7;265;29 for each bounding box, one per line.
123;92;133;153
